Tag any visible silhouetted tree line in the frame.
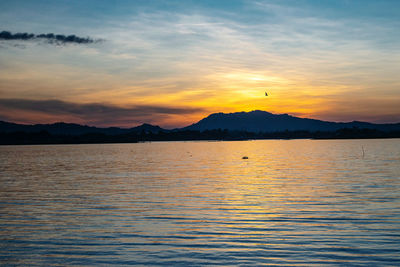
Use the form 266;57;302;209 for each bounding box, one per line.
1;127;399;145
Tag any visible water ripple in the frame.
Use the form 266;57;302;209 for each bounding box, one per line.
1;139;400;265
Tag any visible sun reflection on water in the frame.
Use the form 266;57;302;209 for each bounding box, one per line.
1;140;400;265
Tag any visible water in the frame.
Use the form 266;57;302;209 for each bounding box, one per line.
1;139;400;266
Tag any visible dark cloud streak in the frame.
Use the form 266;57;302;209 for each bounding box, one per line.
0;98;203;125
0;31;101;44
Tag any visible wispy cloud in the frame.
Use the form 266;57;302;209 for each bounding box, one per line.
0;31;101;44
1;1;399;125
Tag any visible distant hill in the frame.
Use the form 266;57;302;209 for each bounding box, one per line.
132;123;166;134
183;110;400;132
0;121;166;135
1;111;400;145
1;110;400;137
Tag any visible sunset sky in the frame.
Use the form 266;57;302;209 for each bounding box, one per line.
1;0;399;128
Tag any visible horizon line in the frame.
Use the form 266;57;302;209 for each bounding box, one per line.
2;109;400;130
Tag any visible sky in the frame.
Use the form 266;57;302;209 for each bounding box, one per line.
0;0;399;128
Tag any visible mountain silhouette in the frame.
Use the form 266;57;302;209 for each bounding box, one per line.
1;110;400;137
0;121;165;135
184;110;400;132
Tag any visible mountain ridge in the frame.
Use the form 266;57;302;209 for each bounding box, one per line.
183;110;400;132
0;121;165;135
1;110;400;135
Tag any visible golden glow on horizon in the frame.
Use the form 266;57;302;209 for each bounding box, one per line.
1;0;400;129
2;58;398;127
1;7;399;128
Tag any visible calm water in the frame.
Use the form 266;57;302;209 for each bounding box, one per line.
1;139;400;266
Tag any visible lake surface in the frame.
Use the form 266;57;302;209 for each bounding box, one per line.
1;139;400;266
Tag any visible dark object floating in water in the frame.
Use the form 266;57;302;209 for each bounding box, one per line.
242;156;248;159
